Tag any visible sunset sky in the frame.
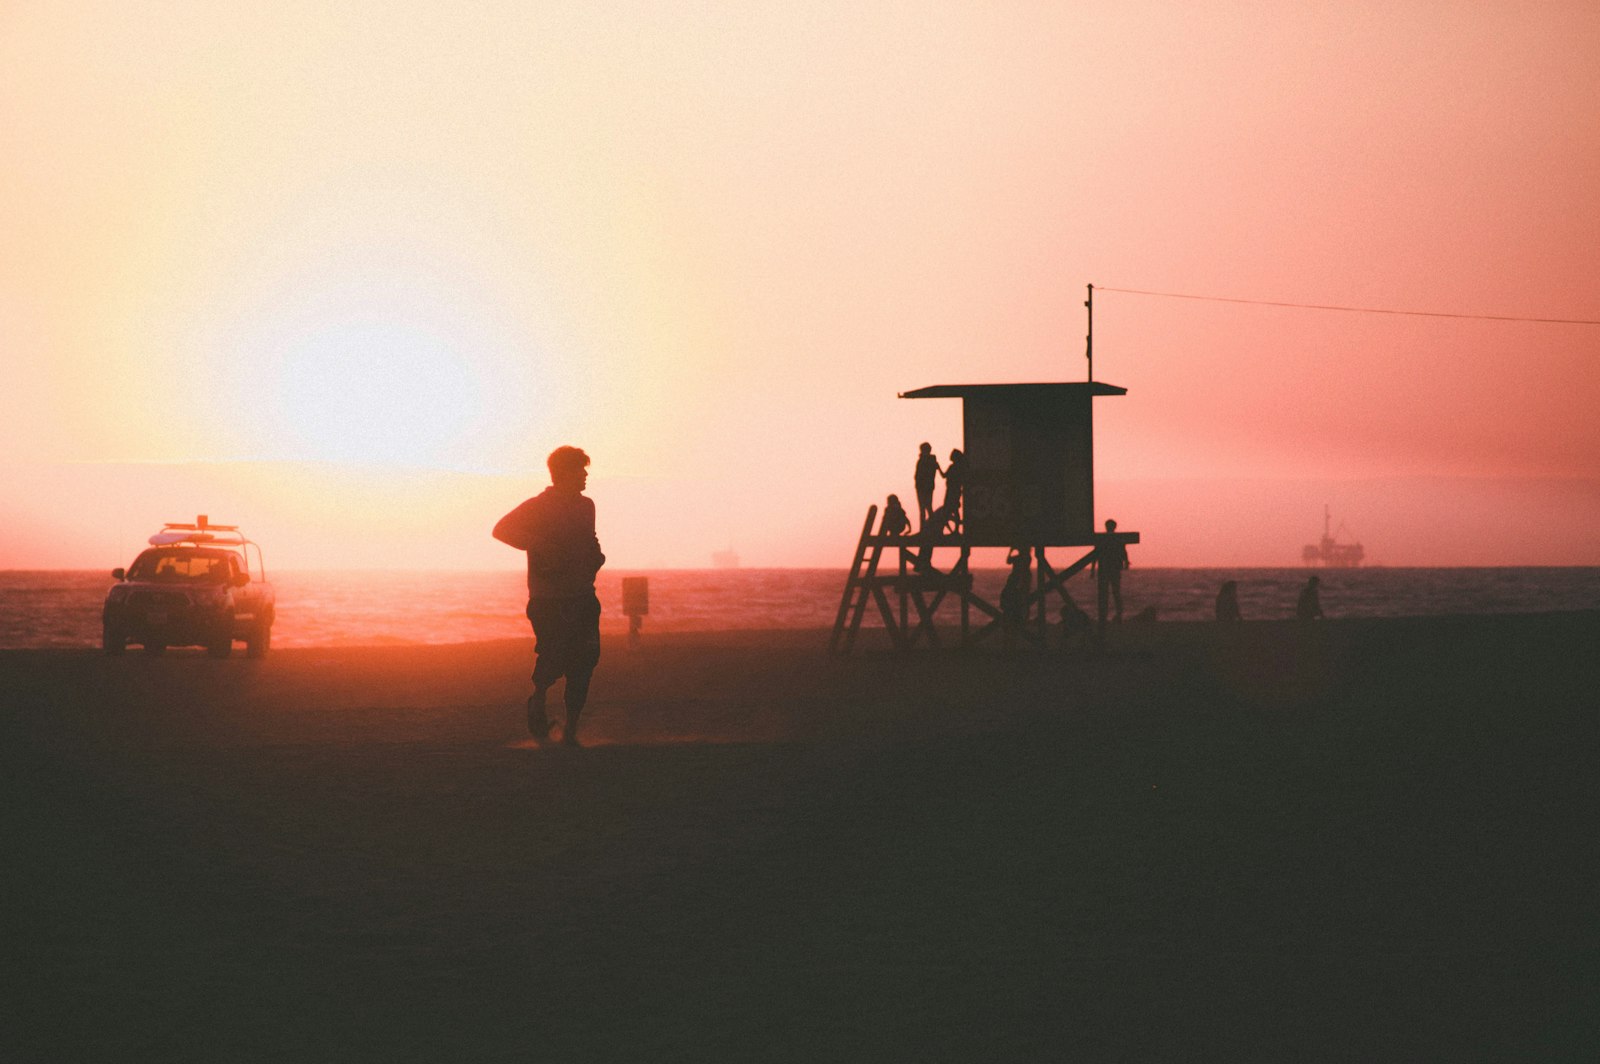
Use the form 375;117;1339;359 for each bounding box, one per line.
3;1;1597;569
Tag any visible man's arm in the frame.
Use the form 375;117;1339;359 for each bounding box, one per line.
492;499;537;550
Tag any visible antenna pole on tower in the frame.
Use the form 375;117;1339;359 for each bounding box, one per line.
1084;283;1094;382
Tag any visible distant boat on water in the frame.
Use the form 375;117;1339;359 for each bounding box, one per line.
712;548;740;569
1302;505;1364;568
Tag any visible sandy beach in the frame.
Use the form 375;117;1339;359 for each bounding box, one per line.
3;613;1596;1061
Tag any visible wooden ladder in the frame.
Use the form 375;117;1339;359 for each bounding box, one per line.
828;505;883;655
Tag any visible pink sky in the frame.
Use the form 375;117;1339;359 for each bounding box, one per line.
3;1;1598;568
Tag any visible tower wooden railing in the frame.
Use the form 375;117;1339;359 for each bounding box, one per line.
830;503;1139;654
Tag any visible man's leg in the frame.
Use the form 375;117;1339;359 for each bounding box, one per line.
1111;574;1123;622
1097;575;1110;629
562;669;591;746
561;595;603;747
525;600;558;742
527;686;552;741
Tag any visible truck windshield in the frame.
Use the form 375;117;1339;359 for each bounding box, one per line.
127;549;239;583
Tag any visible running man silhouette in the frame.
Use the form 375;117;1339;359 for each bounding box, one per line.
493;446;606;746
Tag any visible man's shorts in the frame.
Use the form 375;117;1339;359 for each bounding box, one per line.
526;593;602;685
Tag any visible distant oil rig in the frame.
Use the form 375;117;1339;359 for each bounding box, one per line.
1302;505;1364;568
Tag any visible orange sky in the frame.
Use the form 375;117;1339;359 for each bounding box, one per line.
3;1;1598;569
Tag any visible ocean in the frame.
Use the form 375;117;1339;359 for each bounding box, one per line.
3;566;1599;650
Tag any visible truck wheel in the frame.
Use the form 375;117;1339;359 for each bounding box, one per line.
143;642;166;657
102;623;126;656
247;612;273;658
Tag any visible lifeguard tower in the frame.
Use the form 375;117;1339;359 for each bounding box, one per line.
830;286;1140;653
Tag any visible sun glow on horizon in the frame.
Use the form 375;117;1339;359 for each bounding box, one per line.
192;245;564;475
262;319;488;469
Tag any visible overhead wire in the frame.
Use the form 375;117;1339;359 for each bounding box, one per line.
1094;286;1600;327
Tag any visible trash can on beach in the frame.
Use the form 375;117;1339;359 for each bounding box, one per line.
622;576;649;646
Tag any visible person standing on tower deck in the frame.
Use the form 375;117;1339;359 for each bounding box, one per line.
493;446;606;747
1093;518;1130;628
940;448;968;532
913;443;942;530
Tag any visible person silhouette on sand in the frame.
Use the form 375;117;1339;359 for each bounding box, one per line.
1215;580;1242;623
493;446;605;747
1000;546;1031;631
1059;592;1093;651
913;443;942;530
1296;575;1324;622
1093;518;1129;629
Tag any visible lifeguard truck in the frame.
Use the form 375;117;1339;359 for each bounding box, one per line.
102;516;276;658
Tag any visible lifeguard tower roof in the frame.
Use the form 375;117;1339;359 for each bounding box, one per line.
899;381;1126;400
899;379;1127;546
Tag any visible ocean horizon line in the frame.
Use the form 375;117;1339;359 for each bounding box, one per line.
8;563;1600;575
